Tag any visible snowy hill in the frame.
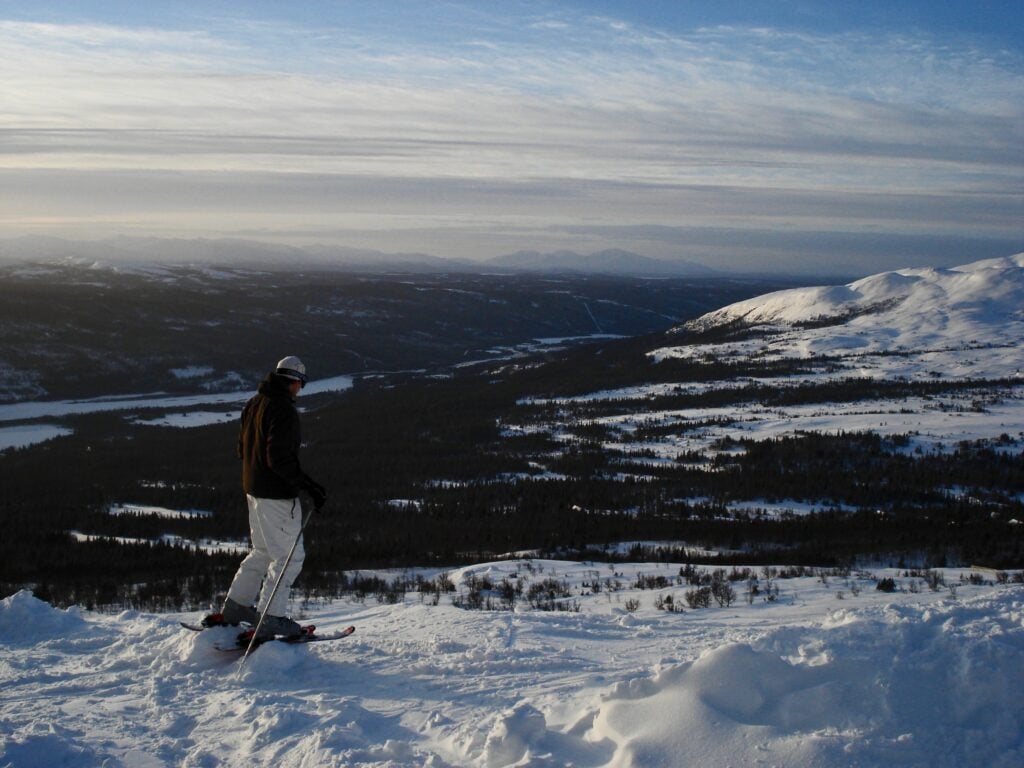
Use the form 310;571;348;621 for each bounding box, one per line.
669;254;1024;380
687;254;1024;329
3;562;1023;767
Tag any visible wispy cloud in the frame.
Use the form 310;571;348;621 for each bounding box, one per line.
0;6;1021;272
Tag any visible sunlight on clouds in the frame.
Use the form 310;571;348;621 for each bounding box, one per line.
0;6;1021;270
3;14;1019;175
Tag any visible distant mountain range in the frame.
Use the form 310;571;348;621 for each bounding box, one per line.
0;236;715;277
486;248;716;276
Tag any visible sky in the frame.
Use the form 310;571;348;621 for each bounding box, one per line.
1;0;1022;275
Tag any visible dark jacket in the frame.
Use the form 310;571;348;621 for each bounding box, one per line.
238;373;304;499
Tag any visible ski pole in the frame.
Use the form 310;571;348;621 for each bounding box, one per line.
237;504;316;675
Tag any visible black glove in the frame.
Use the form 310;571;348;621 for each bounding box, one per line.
301;474;327;510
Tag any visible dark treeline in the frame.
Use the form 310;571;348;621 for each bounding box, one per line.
2;335;1022;609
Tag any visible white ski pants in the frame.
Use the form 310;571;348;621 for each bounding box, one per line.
226;495;305;617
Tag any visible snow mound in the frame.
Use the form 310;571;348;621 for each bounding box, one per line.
481;703;548;767
0;590;86;645
589;593;1024;768
236;636;311;684
0;723;104;768
593;642;882;766
150;623;244;671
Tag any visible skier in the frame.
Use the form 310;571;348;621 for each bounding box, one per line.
206;355;327;637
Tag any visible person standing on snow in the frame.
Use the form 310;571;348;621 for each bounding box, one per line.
207;355;327;637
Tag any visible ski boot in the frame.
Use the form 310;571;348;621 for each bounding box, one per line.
202;598;258;628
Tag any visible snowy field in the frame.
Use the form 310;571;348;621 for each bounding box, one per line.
525;386;1024;462
2;559;1023;768
107;504;212;520
67;530;248;556
0;423;72;451
0;374;355;451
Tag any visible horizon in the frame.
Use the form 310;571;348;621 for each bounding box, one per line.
10;231;1013;281
2;1;1022;276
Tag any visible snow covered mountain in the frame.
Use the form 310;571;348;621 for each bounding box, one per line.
688;252;1024;329
659;253;1024;381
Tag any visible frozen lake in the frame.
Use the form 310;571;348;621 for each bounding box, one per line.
0;375;354;423
0;375;354;450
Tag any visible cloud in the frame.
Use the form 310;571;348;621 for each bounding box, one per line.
0;7;1021;272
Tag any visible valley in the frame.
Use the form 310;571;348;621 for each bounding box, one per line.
1;255;1022;609
0;260;781;403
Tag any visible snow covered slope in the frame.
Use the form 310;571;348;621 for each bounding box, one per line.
690;254;1024;329
661;253;1024;380
2;563;1023;767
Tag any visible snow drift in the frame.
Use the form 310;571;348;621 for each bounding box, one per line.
2;565;1023;767
592;599;1024;767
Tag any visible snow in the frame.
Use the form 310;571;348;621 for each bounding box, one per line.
387;499;423;510
2;563;1023;767
169;366;215;380
532;334;624;346
0;375;353;423
107;503;212;520
303;375;355;396
454;336;625;370
68;530;248;555
0;591;86;646
517;386;1024;467
657;253;1024;382
130;411;239;428
0;423;72;451
724;498;858;517
687;254;1024;331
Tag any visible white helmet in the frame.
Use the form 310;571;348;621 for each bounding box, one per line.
275;355;308;386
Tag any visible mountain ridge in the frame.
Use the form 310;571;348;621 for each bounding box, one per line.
0;236;715;277
489;247;717;276
683;253;1024;332
658;252;1024;382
